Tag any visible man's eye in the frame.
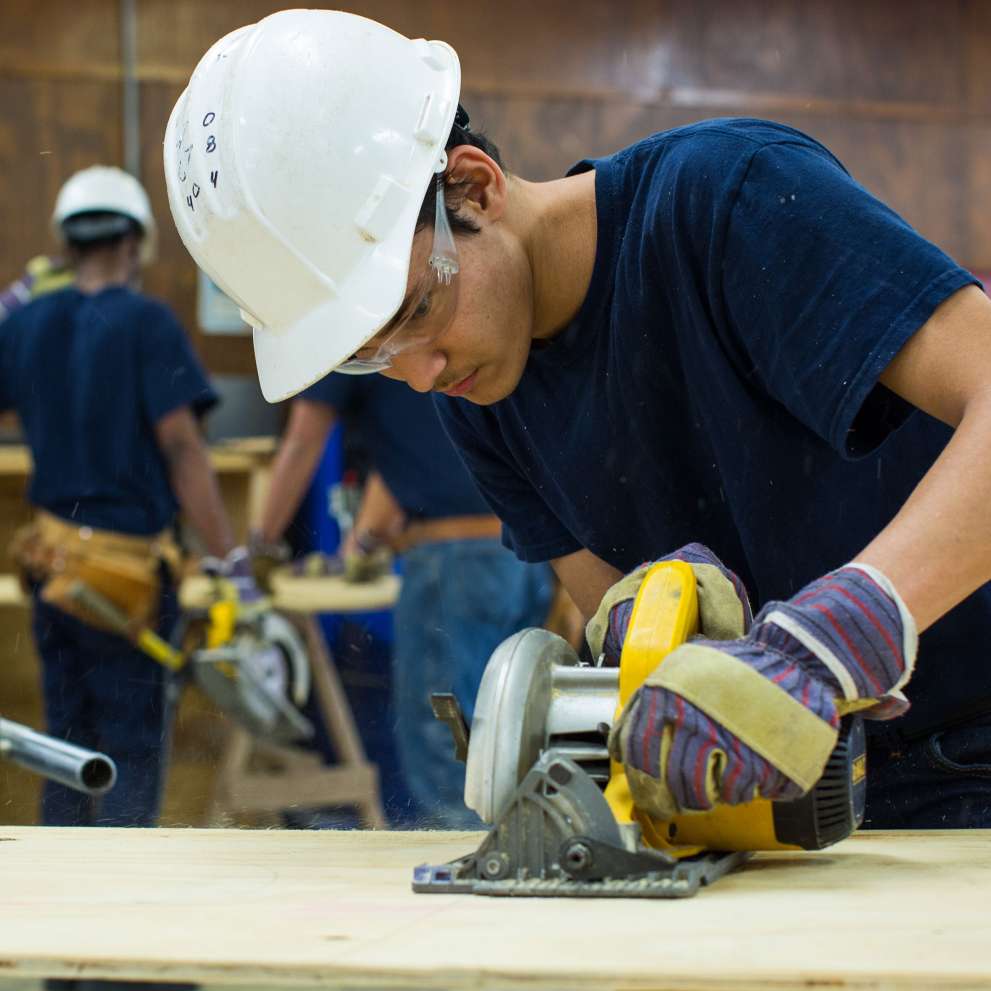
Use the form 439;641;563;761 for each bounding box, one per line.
409;293;431;323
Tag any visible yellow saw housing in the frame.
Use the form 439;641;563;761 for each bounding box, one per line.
606;560;866;855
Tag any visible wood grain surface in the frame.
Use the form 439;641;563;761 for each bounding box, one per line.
0;827;988;989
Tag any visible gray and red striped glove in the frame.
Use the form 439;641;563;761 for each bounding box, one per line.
590;546;917;821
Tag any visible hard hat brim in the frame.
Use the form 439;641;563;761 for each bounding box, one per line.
251;290;402;402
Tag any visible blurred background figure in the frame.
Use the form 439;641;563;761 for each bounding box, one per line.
0;165;238;828
253;373;554;827
0;254;73;323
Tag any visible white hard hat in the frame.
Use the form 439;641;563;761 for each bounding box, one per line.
164;9;462;402
52;165;157;264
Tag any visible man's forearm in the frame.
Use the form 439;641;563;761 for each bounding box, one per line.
858;389;991;632
256;400;336;544
346;470;406;551
257;436;326;543
168;440;235;558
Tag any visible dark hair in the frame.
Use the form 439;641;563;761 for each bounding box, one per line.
416;105;505;235
62;211;142;257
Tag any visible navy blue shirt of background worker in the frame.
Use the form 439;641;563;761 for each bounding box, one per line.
0;284;216;830
436;119;990;828
302;371;490;520
0;286;217;535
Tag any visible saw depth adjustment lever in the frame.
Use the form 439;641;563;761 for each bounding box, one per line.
430;692;470;763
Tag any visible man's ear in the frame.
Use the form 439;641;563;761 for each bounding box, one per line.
444;144;507;224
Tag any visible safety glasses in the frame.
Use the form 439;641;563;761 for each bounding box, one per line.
336;176;460;374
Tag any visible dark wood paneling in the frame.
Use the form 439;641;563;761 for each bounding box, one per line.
0;76;120;289
135;0;678;96
964;0;991;113
0;0;119;77
2;0;989;364
668;0;967;106
968;123;991;266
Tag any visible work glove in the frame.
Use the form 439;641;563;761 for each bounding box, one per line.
291;532;392;584
246;530;291;592
202;546;265;606
586;543;754;667
589;544;917;821
342;530;393;584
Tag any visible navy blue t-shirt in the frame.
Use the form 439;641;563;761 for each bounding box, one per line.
0;286;217;534
437;118;985;738
301;373;489;519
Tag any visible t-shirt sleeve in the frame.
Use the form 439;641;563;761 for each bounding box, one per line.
435;397;583;563
139;303;218;424
719;140;979;457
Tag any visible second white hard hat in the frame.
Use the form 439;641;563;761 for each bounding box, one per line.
164;9;462;402
52;165;157;264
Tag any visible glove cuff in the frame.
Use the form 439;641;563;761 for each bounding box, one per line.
753;562;917;708
845;562;918;694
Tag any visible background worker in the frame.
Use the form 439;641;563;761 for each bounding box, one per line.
254;373;553;827
167;10;991;831
0;255;73;323
0;165;243;828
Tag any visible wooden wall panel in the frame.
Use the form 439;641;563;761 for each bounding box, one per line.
0;0;119;78
667;0;967;106
136;0;679;97
963;0;991;112
1;0;990;361
968;124;991;266
0;76;121;297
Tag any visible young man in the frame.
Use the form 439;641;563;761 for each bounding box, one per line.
166;11;991;827
253;373;553;827
0;165;247;827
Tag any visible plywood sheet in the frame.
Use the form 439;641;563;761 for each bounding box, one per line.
0;827;988;989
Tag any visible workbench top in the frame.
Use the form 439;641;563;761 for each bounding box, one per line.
0;827;988;989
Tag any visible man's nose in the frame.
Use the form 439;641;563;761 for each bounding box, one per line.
387;349;447;393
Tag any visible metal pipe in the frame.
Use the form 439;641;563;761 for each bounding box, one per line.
0;717;117;796
120;0;140;178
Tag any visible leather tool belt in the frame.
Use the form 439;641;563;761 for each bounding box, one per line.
9;510;181;637
395;514;502;553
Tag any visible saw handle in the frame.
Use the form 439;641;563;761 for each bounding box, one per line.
616;561;699;707
604;561;699;828
67;581;186;672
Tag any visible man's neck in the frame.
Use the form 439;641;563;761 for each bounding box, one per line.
73;251;134;294
512;170;598;342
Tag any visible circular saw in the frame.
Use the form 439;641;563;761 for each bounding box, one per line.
415;561;867;898
191;604;313;745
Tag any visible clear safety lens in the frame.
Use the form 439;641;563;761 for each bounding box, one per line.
337;175;460;374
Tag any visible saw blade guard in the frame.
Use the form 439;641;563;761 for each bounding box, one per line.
464;628;619;823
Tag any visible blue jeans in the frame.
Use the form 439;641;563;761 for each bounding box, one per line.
393;538;553;828
31;581;178;827
863;715;991;828
286;617;420;829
